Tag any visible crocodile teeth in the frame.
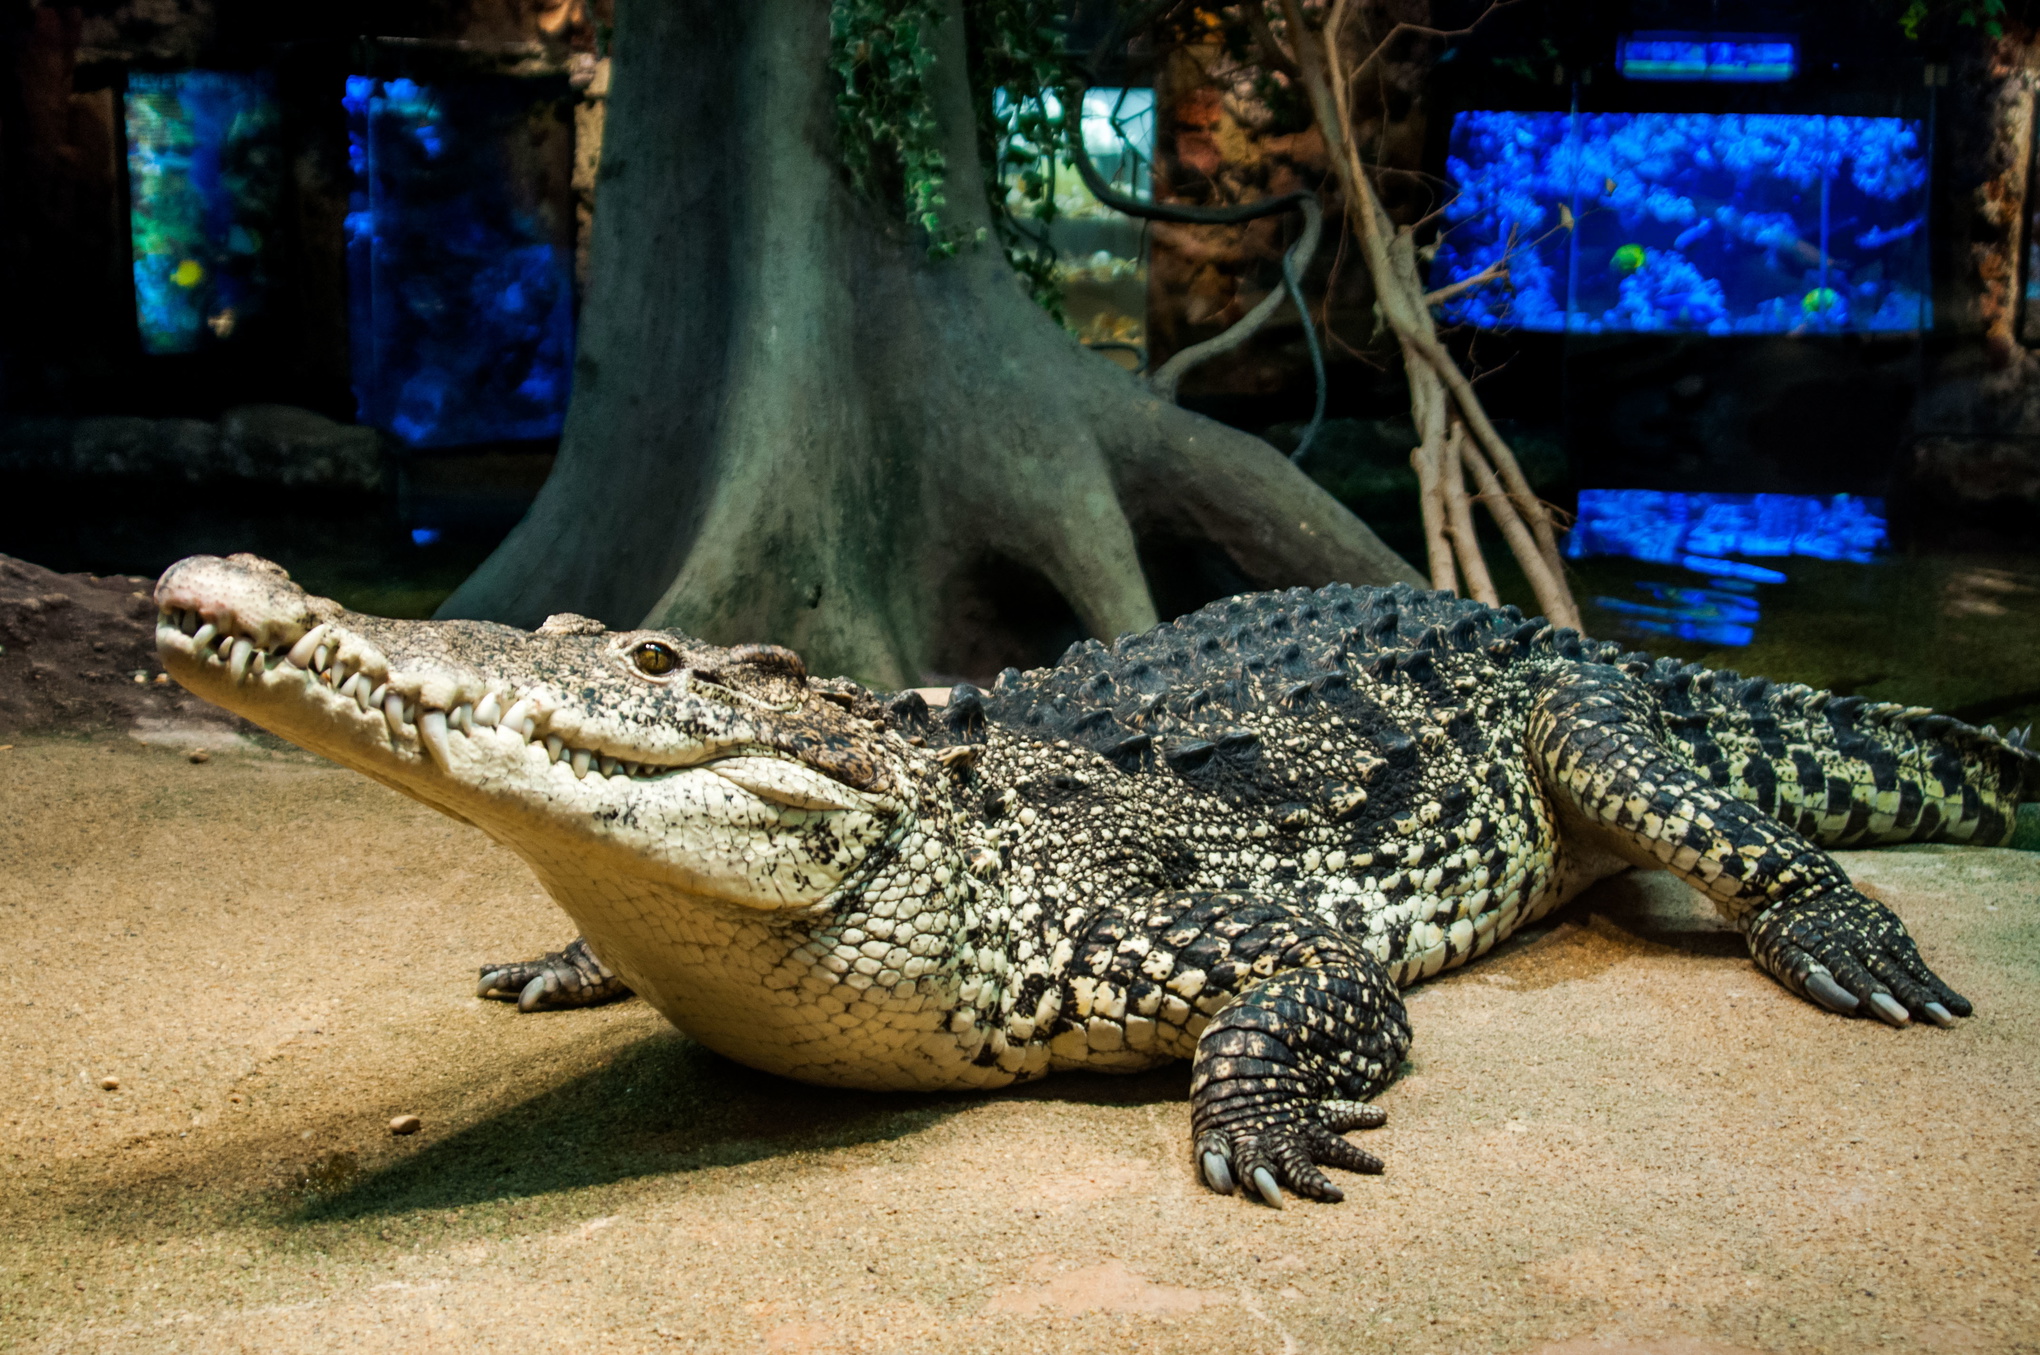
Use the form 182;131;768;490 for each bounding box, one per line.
599;755;621;777
287;624;331;669
191;623;217;650
384;691;408;737
570;748;593;779
473;692;503;727
368;682;389;710
451;703;474;734
228;637;255;682
545;734;566;764
417;709;453;768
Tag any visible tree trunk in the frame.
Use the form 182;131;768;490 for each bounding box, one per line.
438;0;1421;688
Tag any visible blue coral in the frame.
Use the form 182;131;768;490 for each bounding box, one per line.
1430;111;1931;335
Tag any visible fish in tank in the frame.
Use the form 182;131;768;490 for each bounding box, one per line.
124;71;283;355
344;75;576;448
1430;111;1931;334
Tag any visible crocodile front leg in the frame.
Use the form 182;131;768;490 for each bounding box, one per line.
478;936;634;1012
1531;665;1970;1027
1064;893;1411;1207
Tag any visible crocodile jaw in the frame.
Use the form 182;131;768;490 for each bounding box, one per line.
152;554;894;914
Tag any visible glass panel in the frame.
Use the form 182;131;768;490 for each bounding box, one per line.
996;86;1156;363
344;75;575;448
1617;32;1799;84
124;70;282;355
1432;111;1931;335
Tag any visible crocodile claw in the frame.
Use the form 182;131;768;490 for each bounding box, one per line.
1805;971;1860;1014
1193;1104;1387;1205
478;936;633;1012
1748;889;1972;1028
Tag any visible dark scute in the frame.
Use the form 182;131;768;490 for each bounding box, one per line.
1282;681;1314;705
1376;729;1417;763
1447;616;1483;649
1366;654;1397;682
945;685;985;728
1368;612;1399;639
1215;731;1260;754
1417;625;1448;651
1737;676;1771;704
1071;707;1117;733
995;666;1024;692
1166;740;1217;773
1829;695;1867;721
1395;650;1434;679
1441;785;1470;813
1106;732;1153;764
886;689;928;721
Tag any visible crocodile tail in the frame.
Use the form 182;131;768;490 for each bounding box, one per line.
1652;662;2038;848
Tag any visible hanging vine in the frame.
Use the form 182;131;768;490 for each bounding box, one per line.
830;0;1083;302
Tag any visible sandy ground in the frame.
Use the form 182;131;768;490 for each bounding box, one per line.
3;732;2036;1355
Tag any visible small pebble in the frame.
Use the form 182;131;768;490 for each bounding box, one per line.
187;749;210;764
389;1114;423;1135
100;1076;119;1091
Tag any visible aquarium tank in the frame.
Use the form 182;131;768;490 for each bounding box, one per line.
1430;111;1930;335
996;86;1155;360
1615;32;1798;83
344;75;575;448
124;71;283;355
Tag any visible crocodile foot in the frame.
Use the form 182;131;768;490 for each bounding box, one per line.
1195;1099;1389;1208
478;936;633;1012
1748;888;1970;1028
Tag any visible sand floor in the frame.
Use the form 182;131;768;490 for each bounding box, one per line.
2;732;2036;1354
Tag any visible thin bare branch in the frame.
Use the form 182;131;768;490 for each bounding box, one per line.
1443;420;1498;605
1422;259;1508;307
1151;197;1323;400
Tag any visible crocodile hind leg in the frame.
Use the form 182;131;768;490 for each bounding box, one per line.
1064;892;1411;1207
1531;665;1970;1027
478;936;633;1012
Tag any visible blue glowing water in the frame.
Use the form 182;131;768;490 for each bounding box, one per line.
344;76;574;448
1567;489;1887;569
1432;111;1930;335
125;71;282;355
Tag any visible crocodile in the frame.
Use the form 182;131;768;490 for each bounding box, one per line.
154;553;2040;1207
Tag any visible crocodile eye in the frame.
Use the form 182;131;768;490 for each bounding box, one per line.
632;641;679;676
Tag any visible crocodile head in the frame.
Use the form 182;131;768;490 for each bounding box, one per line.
153;554;907;915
